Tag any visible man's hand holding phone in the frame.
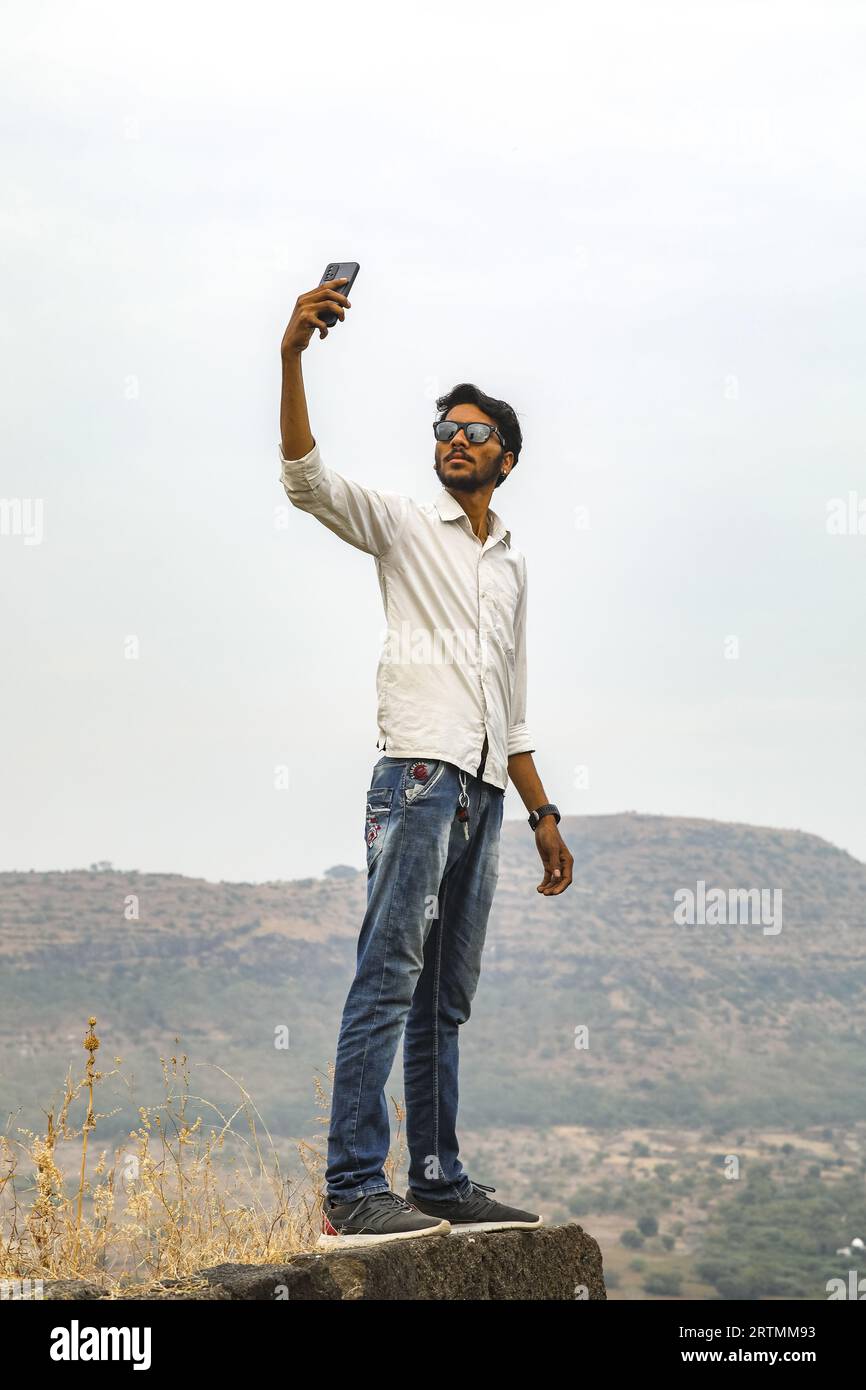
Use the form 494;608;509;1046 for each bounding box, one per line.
281;276;351;356
279;263;359;457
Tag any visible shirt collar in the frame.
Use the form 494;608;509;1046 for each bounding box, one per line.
433;487;511;548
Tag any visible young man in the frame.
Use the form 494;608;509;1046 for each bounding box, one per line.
279;276;573;1247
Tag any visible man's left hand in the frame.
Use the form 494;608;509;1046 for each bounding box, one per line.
535;820;574;895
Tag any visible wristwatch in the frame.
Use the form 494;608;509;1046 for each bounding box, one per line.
528;803;560;830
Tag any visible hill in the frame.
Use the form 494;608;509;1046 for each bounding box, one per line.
2;812;865;1141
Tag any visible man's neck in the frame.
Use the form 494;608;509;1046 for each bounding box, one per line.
448;488;492;543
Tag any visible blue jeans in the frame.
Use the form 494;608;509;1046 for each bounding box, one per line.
325;754;505;1203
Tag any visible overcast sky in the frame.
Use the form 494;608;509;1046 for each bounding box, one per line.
2;0;865;882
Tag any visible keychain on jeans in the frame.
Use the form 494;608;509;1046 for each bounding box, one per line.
457;768;470;840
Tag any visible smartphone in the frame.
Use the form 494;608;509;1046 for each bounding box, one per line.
318;261;360;326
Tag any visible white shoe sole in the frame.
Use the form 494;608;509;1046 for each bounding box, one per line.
447;1218;544;1233
316;1219;451;1249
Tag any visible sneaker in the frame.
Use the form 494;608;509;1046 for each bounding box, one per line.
403;1181;543;1233
316;1189;452;1247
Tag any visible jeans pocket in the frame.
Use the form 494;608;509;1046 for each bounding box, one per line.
365;785;394;868
404;758;447;802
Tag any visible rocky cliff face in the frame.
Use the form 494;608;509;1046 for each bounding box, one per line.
42;1224;606;1301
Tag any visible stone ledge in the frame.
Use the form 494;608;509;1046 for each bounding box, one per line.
41;1222;605;1300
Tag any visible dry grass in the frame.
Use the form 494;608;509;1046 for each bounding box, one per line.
0;1017;408;1297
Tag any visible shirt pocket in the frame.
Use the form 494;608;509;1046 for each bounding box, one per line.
365;785;394;868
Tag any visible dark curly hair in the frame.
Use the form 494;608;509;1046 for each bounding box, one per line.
434;382;523;487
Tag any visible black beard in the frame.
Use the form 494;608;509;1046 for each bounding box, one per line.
434;448;503;493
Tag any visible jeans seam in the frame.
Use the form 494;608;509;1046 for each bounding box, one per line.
430;870;448;1176
346;780;408;1182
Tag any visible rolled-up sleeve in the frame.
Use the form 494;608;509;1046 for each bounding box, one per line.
507;556;535;756
279;439;409;559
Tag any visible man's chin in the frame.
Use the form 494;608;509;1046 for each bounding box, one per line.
436;463;477;492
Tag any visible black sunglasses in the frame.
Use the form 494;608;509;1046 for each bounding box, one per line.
433;420;506;448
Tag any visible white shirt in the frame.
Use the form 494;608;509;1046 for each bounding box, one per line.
278;438;535;790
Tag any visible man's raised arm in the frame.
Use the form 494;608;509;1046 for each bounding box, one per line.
278;277;407;558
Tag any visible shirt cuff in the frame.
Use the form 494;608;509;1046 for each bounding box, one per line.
279;438;324;491
507;724;536;757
